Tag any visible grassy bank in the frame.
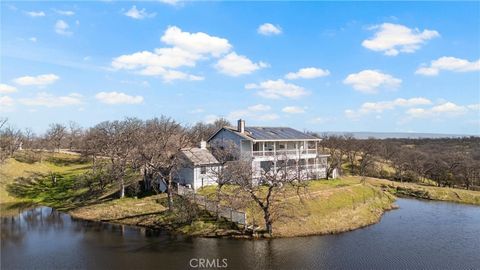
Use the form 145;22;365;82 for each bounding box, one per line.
362;176;480;206
0;152;91;216
198;178;395;237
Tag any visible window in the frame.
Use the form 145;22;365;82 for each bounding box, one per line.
279;143;286;149
200;166;207;174
260;161;273;172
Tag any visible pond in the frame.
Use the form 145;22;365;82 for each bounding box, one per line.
1;198;479;270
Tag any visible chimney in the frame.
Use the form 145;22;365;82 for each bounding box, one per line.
200;140;207;149
237;119;245;133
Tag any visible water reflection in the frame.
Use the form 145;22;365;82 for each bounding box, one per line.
1;199;480;270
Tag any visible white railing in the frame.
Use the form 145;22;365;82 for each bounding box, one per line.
252;149;317;157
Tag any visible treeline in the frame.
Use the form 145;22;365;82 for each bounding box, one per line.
0;117;231;205
318;134;480;190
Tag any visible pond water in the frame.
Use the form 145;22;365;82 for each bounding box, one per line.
1;198;479;270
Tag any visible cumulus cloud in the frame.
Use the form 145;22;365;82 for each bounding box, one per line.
112;26;238;81
285;67;330;80
0;84;17;94
215;52;268;76
362;23;439;56
345;97;432;119
158;0;182;5
415;57;480;76
343;70;401;93
25;11;45;17
55;20;72;36
161;26;231;57
228;104;278;121
257;23;282;36
19;92;82;107
282;106;305;114
406;102;467;118
54;9;75;16
13;74;59;86
0;96;15;109
245;79;308;99
124;6;156;19
95;91;144;105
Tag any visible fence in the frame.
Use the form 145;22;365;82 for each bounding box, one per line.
176;185;247;226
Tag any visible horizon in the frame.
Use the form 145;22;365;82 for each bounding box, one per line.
1;1;479;135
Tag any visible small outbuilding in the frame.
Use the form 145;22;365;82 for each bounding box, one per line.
175;141;220;190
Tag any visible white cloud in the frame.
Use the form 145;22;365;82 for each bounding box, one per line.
285;67;330;80
161;26;231;57
228;104;278;121
13;74;59;86
406;102;467;118
245;79;308;99
282;106;305;114
124;6;156;19
55;20;72;36
0;96;15;108
467;103;480;111
415;57;480;76
215;52;267;76
362;23;439;56
95;91;144;105
112;26;235;81
25;11;45;17
19;92;82;107
54;9;75;16
0;84;17;94
343;70;401;93
29;37;37;42
158;0;182;5
257;23;282;36
345;97;432;119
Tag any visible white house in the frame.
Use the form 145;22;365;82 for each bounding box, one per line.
175;120;330;190
208;119;329;180
175;141;221;190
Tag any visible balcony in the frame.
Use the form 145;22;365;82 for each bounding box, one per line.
252;149;317;157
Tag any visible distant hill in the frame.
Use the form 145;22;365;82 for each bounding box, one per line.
317;131;478;139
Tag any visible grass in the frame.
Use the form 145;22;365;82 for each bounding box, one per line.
198;178;395;237
0;152;92;216
362;176;480;206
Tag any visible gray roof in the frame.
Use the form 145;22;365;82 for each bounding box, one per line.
180;147;219;165
223;126;320;141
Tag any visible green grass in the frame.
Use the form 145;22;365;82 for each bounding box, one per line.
0;151;92;215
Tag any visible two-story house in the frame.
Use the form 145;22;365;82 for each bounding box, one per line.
208;119;329;180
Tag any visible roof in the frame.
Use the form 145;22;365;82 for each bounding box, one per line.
180;147;219;166
213;126;320;141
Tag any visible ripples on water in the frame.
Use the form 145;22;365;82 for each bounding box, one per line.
1;199;480;270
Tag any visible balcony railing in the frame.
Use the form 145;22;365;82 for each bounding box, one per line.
252;149;317;157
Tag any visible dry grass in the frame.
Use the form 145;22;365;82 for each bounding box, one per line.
198;178;395;237
361;176;480;205
70;194;167;227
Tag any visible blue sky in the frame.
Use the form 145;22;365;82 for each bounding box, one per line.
1;1;479;134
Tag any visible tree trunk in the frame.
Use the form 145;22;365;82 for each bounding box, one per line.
167;174;174;211
264;209;273;236
120;178;125;198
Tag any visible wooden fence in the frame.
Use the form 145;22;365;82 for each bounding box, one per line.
176;185;247;226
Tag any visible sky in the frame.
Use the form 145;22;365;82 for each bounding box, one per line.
1;1;479;135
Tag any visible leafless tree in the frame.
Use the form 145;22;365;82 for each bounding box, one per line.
137;116;191;211
226;154;308;236
44;123;67;152
0;119;23;163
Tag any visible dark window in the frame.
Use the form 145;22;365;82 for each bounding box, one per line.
200;166;207;174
